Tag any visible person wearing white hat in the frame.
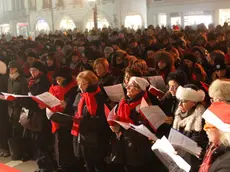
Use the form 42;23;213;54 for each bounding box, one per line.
173;84;208;172
200;102;230;172
209;79;230;103
109;76;167;172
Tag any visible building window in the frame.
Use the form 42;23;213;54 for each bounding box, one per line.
12;0;25;10
158;13;167;26
56;0;64;7
184;15;212;28
60;17;76;30
29;0;36;10
36;19;50;33
43;0;51;9
219;9;230;25
125;15;142;30
86;15;109;30
171;17;181;26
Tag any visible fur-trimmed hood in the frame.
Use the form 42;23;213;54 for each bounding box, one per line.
155;51;174;68
173;104;205;132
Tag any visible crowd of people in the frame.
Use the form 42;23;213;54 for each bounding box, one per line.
0;23;230;172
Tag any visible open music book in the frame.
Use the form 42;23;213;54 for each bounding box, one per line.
1;92;61;108
148;85;165;98
147;75;166;92
168;128;202;157
104;84;125;102
107;105;158;141
152;136;191;172
140;98;167;130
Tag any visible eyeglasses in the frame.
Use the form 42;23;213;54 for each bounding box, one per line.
203;123;217;131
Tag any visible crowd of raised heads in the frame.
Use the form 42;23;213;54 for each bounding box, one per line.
0;23;230;172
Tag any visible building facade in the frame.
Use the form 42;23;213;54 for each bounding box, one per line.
147;0;230;28
0;0;148;37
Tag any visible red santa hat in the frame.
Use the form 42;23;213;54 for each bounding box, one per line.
202;102;230;132
173;25;180;32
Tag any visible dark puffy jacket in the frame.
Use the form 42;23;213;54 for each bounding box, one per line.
209;146;230;172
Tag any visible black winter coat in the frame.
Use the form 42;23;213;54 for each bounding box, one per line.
98;73;116;87
160;92;178;118
19;74;51;135
74;85;111;162
8;74;28;131
209;145;230;172
0;74;9;146
115;92;167;171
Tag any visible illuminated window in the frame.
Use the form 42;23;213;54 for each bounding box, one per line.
0;24;10;34
184;15;212;27
125;15;142;30
86;15;109;30
36;19;50;33
219;9;230;25
60;17;76;30
171;17;181;26
158;13;167;26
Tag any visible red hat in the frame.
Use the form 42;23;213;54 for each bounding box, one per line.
173;25;180;32
202;102;230;132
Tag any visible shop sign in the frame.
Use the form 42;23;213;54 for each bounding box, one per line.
184;10;212;16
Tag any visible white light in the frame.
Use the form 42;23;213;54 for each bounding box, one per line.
125;15;142;30
88;0;96;2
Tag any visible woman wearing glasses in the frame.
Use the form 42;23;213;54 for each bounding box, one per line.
173;84;208;172
109;76;167;172
200;102;230;172
160;70;188;125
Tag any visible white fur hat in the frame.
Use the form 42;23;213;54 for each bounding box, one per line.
0;61;7;74
129;77;149;91
209;79;230;101
176;86;205;102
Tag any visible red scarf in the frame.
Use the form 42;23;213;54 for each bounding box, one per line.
28;72;43;88
199;143;219;172
71;87;101;136
50;80;77;133
116;92;148;124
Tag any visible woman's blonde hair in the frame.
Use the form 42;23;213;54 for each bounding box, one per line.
76;70;98;85
220;131;230;147
93;58;109;71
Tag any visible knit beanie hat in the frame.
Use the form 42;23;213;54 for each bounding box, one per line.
30;61;47;73
8;60;21;69
129;77;149;91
